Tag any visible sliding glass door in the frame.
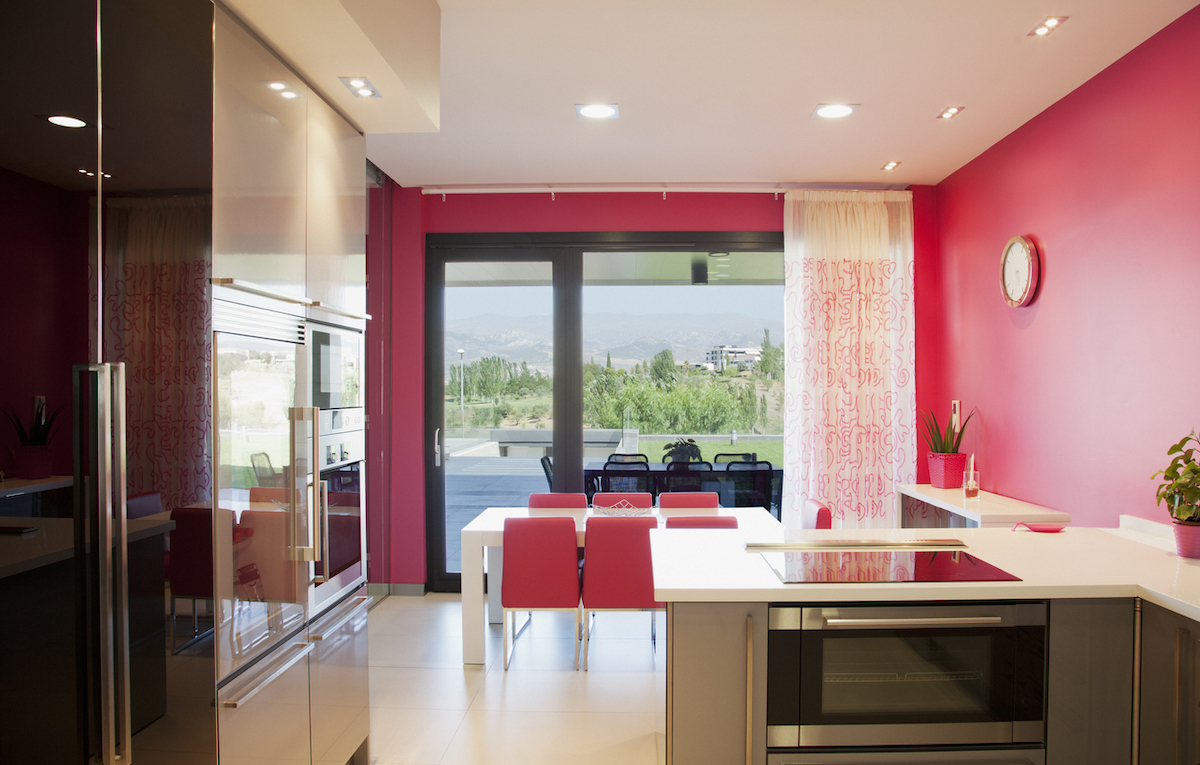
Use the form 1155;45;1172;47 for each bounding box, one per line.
425;233;782;591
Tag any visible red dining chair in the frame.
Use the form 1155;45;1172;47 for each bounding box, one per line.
501;517;582;670
665;516;738;529
168;506;217;653
802;499;834;529
658;491;719;509
528;492;587;509
580;515;663;670
592;492;653;510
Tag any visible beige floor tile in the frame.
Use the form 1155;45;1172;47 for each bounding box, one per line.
471;665;663;714
370;665;487;710
370;606;466;638
438;710;664;765
370;630;503;670
369;707;466;765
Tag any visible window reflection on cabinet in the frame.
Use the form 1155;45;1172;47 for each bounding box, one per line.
306;94;366;319
213;7;308;311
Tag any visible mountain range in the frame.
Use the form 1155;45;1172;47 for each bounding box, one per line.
445;311;783;372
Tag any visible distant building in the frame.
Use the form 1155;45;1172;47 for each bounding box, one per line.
706;345;761;372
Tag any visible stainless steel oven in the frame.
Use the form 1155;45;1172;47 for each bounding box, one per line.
766;602;1047;752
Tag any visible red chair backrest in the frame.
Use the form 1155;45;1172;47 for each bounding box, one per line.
581;516;662;609
501;517;581;608
658;491;719;509
592;492;653;509
528;492;588;509
802;499;834;529
665;516;738;529
168;507;215;598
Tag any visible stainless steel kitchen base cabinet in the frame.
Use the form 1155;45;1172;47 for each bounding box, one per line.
1045;598;1135;765
667;602;769;765
1139;599;1200;765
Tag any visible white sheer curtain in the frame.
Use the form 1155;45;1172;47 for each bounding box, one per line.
782;190;916;529
101;196;213;513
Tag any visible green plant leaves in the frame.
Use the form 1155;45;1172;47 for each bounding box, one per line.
919;408;971;454
1153;431;1200;521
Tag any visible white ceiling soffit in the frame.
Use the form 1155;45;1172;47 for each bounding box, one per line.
362;0;1195;188
222;0;440;134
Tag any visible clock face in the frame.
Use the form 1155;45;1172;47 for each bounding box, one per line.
1000;236;1039;307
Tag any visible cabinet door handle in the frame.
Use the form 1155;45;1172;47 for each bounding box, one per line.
309;596;372;641
745;614;753;765
212;277;314;305
311;300;372;321
824;616;1003;629
221;643;313;708
1175;627;1190;765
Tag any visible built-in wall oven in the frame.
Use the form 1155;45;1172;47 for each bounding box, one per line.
767;601;1047;763
308;321;366;615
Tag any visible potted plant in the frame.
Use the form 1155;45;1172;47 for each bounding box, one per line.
919;408;974;489
662;438;703;463
5;399;60;480
1152;431;1200;559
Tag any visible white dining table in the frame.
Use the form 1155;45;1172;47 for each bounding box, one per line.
459;505;784;664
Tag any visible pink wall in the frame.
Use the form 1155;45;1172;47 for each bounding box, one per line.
911;184;942;484
933;5;1200;526
0;167;90;477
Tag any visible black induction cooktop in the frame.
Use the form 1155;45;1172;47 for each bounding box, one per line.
761;548;1021;584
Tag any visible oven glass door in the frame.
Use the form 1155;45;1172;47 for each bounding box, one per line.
310;458;365;615
801;627;1015;725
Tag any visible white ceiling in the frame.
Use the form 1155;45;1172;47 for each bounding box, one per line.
249;0;1198;189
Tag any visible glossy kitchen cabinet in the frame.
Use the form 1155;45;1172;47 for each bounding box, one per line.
1140;600;1200;764
306;94;367;322
213;6;309;311
308;594;371;765
217;640;314;765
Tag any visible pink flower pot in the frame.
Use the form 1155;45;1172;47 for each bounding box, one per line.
927;452;968;489
1174;521;1200;559
13;445;52;480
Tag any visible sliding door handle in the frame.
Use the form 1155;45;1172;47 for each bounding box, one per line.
434;427;441;467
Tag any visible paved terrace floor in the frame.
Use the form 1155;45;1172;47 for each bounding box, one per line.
445;456;546;572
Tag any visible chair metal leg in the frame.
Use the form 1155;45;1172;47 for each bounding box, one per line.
573;607;580;670
503;608;510;670
583;608;591;671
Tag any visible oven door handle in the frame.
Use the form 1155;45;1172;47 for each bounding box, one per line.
822;615;1005;629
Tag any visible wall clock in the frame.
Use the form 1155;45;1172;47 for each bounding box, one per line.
1000;235;1040;307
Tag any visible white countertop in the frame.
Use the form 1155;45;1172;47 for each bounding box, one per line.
0;512;174;580
650;521;1200;623
0;475;73;500
897;483;1071;526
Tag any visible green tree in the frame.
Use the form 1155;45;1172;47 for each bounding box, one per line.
758;329;783;381
649;348;676;387
606;351;612;369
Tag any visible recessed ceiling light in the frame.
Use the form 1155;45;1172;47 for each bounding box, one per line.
937;106;965;119
812;104;859;119
102;173;111;179
882;161;901;171
339;76;381;98
1028;16;1068;36
48;115;86;128
268;82;286;90
575;104;619;119
281;91;297;99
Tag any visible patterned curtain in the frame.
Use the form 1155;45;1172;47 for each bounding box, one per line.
782;190;916;529
102;196;212;513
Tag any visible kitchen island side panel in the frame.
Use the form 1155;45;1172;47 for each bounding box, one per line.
668;602;768;765
1046;598;1135;765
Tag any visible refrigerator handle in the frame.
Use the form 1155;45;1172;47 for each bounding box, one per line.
314;480;330;584
80;363;132;765
112;363;133;764
287;408;318;562
310;408;322;566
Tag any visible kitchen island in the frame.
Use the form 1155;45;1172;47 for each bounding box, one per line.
652;521;1191;765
